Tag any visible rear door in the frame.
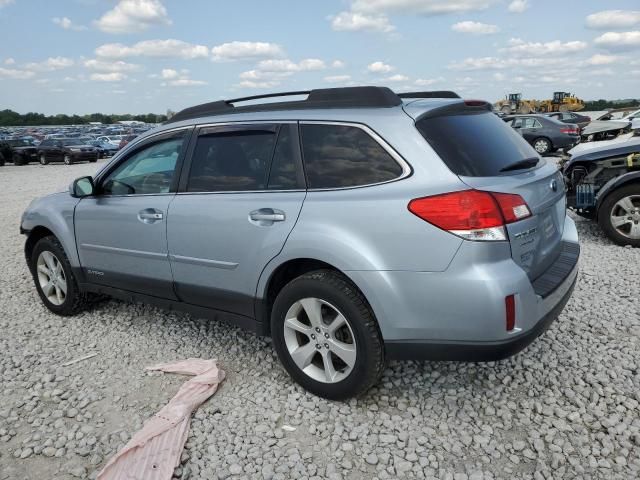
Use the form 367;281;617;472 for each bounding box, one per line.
167;123;306;317
415;107;566;280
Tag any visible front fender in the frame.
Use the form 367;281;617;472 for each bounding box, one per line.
596;171;640;213
22;193;81;267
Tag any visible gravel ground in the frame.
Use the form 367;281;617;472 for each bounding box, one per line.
1;161;639;480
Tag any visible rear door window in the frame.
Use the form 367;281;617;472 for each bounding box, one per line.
300;124;403;189
416;111;537;177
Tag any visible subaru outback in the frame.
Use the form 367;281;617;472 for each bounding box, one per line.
21;87;580;399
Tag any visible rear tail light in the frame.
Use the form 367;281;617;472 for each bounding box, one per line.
505;294;516;331
408;190;531;241
560;127;579;135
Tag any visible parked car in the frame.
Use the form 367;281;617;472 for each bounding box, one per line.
562;136;640;247
503;114;580;154
118;134;137;150
96;135;124;147
86;139;119;158
37;138;99;165
544;111;591;129
0;138;38;165
21;87;580;399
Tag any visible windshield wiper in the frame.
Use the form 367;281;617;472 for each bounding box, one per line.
499;157;539;173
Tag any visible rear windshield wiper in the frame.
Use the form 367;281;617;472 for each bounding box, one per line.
499;157;539;173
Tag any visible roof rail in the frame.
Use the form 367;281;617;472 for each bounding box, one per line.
166;86;403;123
397;91;460;99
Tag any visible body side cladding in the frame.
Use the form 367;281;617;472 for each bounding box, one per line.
595;171;640;213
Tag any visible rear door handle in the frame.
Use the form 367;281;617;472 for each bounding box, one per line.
138;208;164;224
249;208;286;224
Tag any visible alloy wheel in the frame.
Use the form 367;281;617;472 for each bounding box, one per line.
283;297;357;383
534;139;549;154
610;195;640;239
36;251;67;306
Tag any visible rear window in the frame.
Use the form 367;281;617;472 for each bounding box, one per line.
416;112;536;177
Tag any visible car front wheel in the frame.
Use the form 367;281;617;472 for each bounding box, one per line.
39;154;49;165
63;154;73;165
30;236;87;315
271;270;384;400
598;185;640;247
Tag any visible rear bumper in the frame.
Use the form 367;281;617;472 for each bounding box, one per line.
385;263;577;361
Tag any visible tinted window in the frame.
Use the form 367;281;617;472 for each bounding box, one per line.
102;135;184;195
300;124;403;189
40;140;52;147
187;129;276;192
268;126;300;190
416;112;537;177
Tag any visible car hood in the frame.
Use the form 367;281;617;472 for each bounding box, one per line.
581;120;630;136
566;136;640;168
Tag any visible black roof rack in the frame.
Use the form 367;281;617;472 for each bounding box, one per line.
397;91;460;99
166;87;461;123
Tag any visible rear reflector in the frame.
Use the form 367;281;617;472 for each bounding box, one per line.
505;294;515;331
408;190;531;241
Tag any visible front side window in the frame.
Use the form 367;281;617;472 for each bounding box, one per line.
101;134;184;195
300;124;403;189
187;128;276;192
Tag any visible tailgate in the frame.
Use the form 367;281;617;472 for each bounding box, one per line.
460;160;566;280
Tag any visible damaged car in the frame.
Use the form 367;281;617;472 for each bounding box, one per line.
563;137;640;246
0;138;39;165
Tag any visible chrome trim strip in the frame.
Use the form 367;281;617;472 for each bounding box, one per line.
81;243;168;260
169;254;239;270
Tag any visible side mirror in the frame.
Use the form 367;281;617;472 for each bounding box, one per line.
70;176;94;198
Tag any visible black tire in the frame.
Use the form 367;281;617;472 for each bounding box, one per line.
532;137;552;155
29;236;88;315
39;153;49;165
89;157;98;163
13;153;26;166
63;154;73;165
597;184;640;247
0;153;5;167
271;269;384;400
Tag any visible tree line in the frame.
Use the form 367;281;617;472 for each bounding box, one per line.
0;110;168;126
583;99;640;111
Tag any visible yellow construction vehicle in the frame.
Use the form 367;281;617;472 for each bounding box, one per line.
538;92;585;113
494;93;539;114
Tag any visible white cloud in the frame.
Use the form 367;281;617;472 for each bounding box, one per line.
594;31;640;51
586;10;640;30
90;72;128;82
161;68;179;79
350;0;499;15
414;76;444;86
211;41;283;61
384;74;409;82
324;74;352;83
507;0;528;14
84;59;140;72
0;0;14;8
449;55;567;70
52;17;87;31
493;72;506;81
95;0;171;34
451;21;499;34
165;78;207;87
585;54;621;65
24;57;74;72
502;38;588;57
330;12;395;33
95;39;209;59
236;80;280;89
331;60;346;68
0;67;34;79
4;57;15;65
367;61;394;73
256;58;326;72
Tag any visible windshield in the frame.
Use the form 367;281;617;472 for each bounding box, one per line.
416;111;538;177
4;139;34;146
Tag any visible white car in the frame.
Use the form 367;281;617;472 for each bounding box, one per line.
96;135;124;147
619;109;640;131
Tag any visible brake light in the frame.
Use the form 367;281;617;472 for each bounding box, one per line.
505;294;516;331
407;190;531;241
560;127;578;135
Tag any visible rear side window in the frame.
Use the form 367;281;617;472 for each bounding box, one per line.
187;129;276;192
300;124;403;189
416;112;537;177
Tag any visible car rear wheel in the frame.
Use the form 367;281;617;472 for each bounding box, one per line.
598;185;640;247
30;236;87;315
64;154;73;165
13;153;26;165
39;154;49;165
271;269;384;400
532;137;551;155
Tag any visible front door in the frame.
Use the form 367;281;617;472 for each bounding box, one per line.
75;128;191;299
167;123;306;317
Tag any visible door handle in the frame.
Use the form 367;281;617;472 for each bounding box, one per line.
249;208;286;224
138;208;164;224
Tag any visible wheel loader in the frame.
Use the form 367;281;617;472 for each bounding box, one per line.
538;92;585;113
495;93;539;114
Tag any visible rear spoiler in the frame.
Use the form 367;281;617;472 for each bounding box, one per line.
415;100;493;121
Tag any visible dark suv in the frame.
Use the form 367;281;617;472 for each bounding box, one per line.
0;138;38;165
37;139;99;165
